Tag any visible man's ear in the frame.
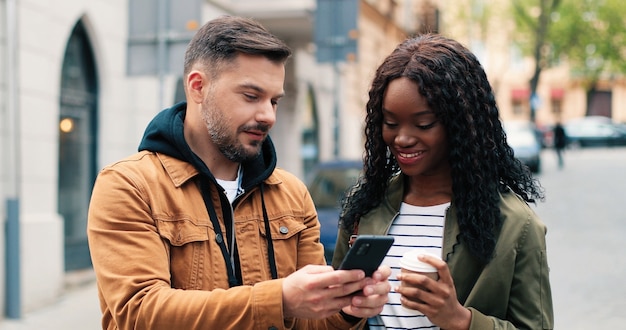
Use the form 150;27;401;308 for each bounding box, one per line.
186;71;206;104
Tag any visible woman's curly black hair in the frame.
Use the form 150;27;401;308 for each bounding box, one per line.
339;34;544;264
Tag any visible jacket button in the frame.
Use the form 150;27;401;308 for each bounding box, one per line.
279;226;288;234
268;327;278;330
215;233;223;244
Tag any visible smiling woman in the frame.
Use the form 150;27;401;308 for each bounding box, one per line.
332;33;552;330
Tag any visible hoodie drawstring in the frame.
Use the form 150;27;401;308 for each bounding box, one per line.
199;180;240;287
260;185;278;280
200;180;278;286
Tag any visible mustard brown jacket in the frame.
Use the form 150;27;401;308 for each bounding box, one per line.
332;174;554;330
87;103;359;330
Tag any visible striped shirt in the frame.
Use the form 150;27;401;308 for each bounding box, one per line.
371;202;449;330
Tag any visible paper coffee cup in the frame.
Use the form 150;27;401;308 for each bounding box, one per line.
398;249;441;314
399;249;440;280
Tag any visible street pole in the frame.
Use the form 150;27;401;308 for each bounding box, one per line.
156;0;168;110
331;1;341;159
332;61;340;159
4;0;22;319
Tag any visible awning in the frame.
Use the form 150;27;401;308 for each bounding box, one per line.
551;88;564;100
511;88;530;101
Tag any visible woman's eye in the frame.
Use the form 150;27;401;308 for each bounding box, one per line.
383;121;398;128
417;121;437;130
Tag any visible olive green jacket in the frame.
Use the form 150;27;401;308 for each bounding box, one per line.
332;174;554;330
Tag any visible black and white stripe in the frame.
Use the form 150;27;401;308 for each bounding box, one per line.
374;202;449;330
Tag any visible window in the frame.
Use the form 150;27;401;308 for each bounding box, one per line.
59;21;98;270
127;0;201;76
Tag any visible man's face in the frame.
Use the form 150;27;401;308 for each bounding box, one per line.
200;53;285;163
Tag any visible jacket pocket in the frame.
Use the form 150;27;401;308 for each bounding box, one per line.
155;218;213;289
156;217;210;246
258;216;317;275
259;216;307;240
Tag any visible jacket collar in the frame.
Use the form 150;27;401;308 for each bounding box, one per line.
157;153;198;187
155;152;282;188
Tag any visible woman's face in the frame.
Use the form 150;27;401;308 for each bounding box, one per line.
381;77;451;178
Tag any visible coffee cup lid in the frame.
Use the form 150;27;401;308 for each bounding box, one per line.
399;249;439;272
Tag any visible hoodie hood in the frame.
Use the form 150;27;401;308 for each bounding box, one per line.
138;102;277;189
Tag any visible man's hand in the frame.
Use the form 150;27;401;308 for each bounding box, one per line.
282;264;367;319
341;265;392;318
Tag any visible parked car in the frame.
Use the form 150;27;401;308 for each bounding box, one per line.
504;121;542;173
306;160;362;264
565;116;626;148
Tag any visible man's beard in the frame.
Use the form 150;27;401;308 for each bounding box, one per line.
201;100;268;163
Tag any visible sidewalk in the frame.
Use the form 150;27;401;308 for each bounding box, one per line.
0;270;101;330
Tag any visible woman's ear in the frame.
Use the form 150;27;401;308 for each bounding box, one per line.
186;71;206;104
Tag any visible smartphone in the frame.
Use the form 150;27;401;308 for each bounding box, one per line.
338;235;394;277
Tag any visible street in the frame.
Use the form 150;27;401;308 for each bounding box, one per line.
532;146;626;329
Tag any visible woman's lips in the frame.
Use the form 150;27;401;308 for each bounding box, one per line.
395;150;425;164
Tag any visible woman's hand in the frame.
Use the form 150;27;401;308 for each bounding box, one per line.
395;254;471;330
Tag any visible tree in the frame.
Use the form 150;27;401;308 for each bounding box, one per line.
512;0;626;118
549;0;626;114
511;0;562;123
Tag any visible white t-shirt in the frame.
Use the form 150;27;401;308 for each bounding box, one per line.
215;167;243;204
374;202;449;330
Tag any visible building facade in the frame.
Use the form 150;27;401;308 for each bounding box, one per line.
0;0;205;316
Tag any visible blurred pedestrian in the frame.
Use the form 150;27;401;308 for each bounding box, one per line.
333;33;553;329
553;121;567;169
87;15;390;329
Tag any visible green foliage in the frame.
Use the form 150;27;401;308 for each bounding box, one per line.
510;0;543;54
514;0;626;84
511;0;562;64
